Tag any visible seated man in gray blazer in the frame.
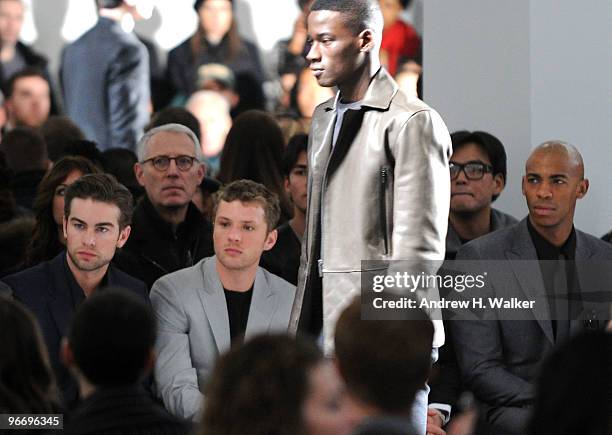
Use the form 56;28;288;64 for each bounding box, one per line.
452;141;612;434
150;180;296;420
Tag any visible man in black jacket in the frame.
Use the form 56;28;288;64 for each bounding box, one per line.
2;174;148;407
59;290;190;435
114;123;214;289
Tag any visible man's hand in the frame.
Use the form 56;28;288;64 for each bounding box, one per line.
427;408;446;435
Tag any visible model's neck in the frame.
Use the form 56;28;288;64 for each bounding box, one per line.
337;59;380;103
529;216;574;247
98;8;126;22
66;253;108;297
289;208;306;239
449;207;492;242
215;259;257;292
0;43;16;62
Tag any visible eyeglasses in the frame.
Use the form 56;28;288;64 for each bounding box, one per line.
141;155;198;172
449;161;493;180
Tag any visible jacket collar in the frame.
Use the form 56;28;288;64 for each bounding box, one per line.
323;67;398;113
196;257;275;354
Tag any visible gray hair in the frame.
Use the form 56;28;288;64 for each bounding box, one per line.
136;123;203;162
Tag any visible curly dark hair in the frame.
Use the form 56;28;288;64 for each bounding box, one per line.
200;334;322;435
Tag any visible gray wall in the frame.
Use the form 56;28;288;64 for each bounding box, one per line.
424;0;612;236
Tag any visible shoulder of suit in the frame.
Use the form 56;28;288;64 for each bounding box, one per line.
153;257;210;289
3;260;52;298
258;266;296;296
109;265;147;292
459;221;520;256
576;229;612;257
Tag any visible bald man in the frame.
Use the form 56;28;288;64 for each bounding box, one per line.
450;141;612;434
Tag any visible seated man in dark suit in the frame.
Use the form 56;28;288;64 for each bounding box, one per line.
452;141;612;434
113;123;214;289
334;298;442;435
59;289;189;435
2;173;148;407
151;180;296;420
260;133;308;285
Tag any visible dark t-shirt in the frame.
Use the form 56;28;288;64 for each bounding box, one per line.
223;286;253;345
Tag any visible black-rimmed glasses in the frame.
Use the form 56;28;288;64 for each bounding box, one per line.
141;155;198;172
449;161;493;180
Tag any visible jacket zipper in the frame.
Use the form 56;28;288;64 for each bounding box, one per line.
380;166;389;255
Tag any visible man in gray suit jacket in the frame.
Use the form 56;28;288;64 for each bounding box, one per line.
151;180;296;420
61;0;150;151
452;141;612;434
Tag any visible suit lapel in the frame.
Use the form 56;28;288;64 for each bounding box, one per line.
245;268;274;341
198;258;231;353
505;220;554;343
47;254;76;339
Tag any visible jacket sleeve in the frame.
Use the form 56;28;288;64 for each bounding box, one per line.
106;42;149;151
150;278;203;421
389;109;451;348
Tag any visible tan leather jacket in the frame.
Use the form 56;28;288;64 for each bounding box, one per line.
289;68;451;351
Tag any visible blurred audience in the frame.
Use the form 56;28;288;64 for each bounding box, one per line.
148;106;201;140
60;290;190;435
185;89;232;175
26;156;100;267
379;0;421;76
528;330;612;435
196;63;240;114
151;180;294;420
261;133;308;285
4;67;51;129
40;116;85;163
192;176;221;221
0;0;58;113
101;147;144;202
61;0;150;151
3;173;148;407
200;334;352;435
334;299;441;435
113;123;213;288
60;140;105;168
218;110;292;221
0;295;61;414
2;126;49;209
167;0;266;113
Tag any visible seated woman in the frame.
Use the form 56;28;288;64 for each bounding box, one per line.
167;0;266;114
199;334;353;435
26;156;100;266
0;295;60;414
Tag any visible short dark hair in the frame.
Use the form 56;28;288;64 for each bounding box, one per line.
451;130;508;201
95;0;123;9
1;127;47;173
282;133;308;177
41;116;86;162
310;0;382;35
69;289;155;387
5;67;48;99
147;107;202;143
334;298;434;414
62;140;104;168
213;179;281;231
200;334;322;435
64;173;133;229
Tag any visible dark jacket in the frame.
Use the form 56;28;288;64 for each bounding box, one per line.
59;386;191;435
113;195;214;289
167;34;266;113
2;252;149;408
61;17;149;151
0;41;60;115
260;221;301;285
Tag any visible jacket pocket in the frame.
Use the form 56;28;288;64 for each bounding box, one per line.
379;166;391;255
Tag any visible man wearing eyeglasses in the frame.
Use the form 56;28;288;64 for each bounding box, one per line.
428;131;517;428
446;131;517;261
114;123;214;289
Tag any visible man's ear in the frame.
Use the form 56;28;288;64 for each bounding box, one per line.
263;228;278;251
116;225;131;248
196;162;205;185
134;162;145;187
284;176;291;193
493;173;505;196
358;29;375;52
576;178;589;199
63;215;68;240
521;175;527;196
